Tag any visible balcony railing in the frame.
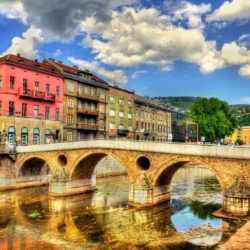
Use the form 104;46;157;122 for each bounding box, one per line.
77;108;99;116
77;92;99;101
76;123;99;130
18;88;55;102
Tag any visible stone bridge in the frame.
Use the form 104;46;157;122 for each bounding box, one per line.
0;140;250;215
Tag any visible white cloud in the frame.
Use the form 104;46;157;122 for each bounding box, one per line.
1;26;43;58
170;1;211;29
239;64;250;77
241;97;250;104
207;0;250;23
131;70;147;78
68;57;127;85
0;0;28;23
52;49;62;57
238;33;250;46
81;7;222;73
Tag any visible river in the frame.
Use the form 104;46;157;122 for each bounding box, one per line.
0;166;244;250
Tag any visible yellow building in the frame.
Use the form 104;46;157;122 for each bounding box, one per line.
238;126;250;145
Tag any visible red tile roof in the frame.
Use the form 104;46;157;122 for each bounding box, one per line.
0;54;62;76
48;59;108;85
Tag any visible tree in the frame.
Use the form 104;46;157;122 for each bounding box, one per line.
189;97;237;142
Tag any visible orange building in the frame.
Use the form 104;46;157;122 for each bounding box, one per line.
238;126;250;145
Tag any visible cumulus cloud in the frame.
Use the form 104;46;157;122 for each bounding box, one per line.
81;7;223;74
1;26;43;58
207;0;250;23
68;57;127;85
169;1;211;29
0;0;137;40
239;64;250;77
0;0;28;23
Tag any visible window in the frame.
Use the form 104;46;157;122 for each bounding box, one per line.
78;85;82;94
84;86;89;94
0;101;2;114
110;110;115;116
67;114;73;125
46;84;50;94
45;106;50;119
67;98;74;108
55;108;60;121
119;112;124;117
109;123;115;129
44;129;51;143
56;86;60;97
109;96;115;103
128;126;132;131
128;113;132;119
35;81;39;92
90;87;95;95
9;101;14;116
23;79;28;94
0;76;2;88
21;127;28;145
22;103;27;117
128;101;132;107
67;82;74;92
8;126;15;144
119;124;124;129
100;91;105;99
67;131;73;141
119;98;125;105
33;128;40;145
99;104;105;113
34;105;39;118
10;76;15;88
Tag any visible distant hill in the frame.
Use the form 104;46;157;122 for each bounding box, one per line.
152;96;200;111
231;104;250;126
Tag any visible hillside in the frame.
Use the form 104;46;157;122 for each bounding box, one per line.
152;96;200;111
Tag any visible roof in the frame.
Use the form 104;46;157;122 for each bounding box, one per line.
109;84;134;94
0;54;62;76
48;59;108;86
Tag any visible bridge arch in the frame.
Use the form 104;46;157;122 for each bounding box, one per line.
17;154;53;177
151;156;225;190
68;149;133;181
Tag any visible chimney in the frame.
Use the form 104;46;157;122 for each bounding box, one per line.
17;53;21;57
73;65;79;68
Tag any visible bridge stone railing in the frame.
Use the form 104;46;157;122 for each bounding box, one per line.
16;139;250;160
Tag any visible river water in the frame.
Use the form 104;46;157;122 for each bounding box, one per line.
0;166;243;250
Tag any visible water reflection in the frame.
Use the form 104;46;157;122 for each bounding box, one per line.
0;166;240;250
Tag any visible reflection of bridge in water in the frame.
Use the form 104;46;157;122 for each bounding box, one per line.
0;189;186;249
0;140;250;215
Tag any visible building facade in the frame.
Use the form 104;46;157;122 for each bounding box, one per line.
47;59;109;141
108;86;135;139
134;95;171;141
237;126;250;145
0;54;64;145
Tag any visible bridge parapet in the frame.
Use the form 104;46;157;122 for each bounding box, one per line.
16;140;250;160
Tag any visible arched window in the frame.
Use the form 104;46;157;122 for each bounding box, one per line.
44;129;51;143
8;126;15;144
21;127;28;145
33;128;40;145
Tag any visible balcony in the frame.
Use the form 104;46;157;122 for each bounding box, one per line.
76;123;99;130
77;92;99;101
18;88;55;102
77;108;99;116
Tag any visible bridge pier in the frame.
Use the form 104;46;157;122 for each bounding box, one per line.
223;177;250;216
128;172;170;207
49;176;96;197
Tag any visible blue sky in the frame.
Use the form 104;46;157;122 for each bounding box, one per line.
1;0;250;104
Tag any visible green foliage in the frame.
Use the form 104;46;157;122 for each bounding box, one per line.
236;139;243;145
189;97;237;142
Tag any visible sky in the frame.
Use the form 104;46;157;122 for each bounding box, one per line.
1;0;250;104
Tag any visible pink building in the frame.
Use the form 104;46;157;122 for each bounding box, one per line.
0;54;64;145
